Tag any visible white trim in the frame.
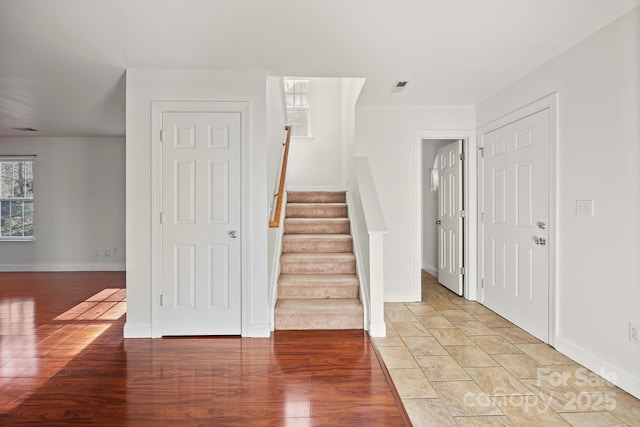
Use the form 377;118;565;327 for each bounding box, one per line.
291;136;315;143
150;101;249;338
0;156;35;241
414;129;478;302
555;336;640;399
422;263;438;278
268;193;287;331
368;232;386;336
384;291;425;303
124;323;152;338
287;186;348;192
352;158;388;335
244;323;271;338
477;92;558;346
0;263;125;272
346;190;370;333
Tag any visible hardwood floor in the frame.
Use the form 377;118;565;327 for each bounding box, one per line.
0;272;408;426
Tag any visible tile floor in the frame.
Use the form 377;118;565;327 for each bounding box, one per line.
373;272;640;426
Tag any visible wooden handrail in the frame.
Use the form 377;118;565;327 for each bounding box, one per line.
269;125;292;228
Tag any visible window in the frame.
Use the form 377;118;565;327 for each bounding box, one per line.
0;157;34;240
284;79;311;138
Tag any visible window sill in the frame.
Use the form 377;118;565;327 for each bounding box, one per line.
292;136;314;143
0;237;35;242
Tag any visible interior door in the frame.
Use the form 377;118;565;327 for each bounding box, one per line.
161;112;241;335
481;109;550;341
437;140;463;296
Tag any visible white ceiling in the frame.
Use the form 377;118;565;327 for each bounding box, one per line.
0;0;638;137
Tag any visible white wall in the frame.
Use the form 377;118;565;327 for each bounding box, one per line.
341;78;366;180
355;105;475;301
422;139;452;275
266;76;287;201
287;78;346;190
266;75;287;288
125;69;270;338
477;7;640;397
0;137;125;271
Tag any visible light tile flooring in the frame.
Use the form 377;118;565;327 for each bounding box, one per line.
373;272;640;426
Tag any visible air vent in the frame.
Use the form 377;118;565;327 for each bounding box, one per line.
12;127;39;132
390;81;409;93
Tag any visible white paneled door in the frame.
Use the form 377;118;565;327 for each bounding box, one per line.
161;112;242;335
437;140;464;296
481;109;550;342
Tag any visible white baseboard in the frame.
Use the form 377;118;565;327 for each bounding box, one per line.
384;291;422;302
244;323;271;338
0;263;126;272
123;323;152;338
369;321;387;337
555;336;640;399
422;263;438;277
123;322;271;339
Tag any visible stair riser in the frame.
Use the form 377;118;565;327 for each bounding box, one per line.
287;192;346;203
278;286;359;299
275;313;363;330
284;221;350;234
280;261;355;274
286;205;347;218
282;240;352;253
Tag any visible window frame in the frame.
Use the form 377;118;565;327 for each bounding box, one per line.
0;156;35;241
284;78;313;140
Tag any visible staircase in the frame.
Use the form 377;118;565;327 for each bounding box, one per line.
274;191;364;330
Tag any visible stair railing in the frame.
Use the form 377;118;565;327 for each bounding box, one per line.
269;125;292;228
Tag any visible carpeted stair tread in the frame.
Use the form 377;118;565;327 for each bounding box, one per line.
278;274;359;299
284;218;350;234
278;273;359;286
282;234;352;253
286;203;347;218
287;191;346;203
280;252;356;263
275;298;363;314
274;299;363;329
276;190;362;330
280;253;355;274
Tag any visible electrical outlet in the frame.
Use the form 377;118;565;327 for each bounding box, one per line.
113;247;118;255
576;200;593;217
105;248;111;257
630;321;640;345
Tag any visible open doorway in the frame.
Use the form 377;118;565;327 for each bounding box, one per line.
414;129;477;303
422;139;464;296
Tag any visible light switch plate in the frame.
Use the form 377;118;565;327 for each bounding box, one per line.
631;321;640;345
576;200;593;217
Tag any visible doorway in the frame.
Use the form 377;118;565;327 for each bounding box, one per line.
414;130;477;302
422;139;464;295
478;94;557;344
150;101;249;337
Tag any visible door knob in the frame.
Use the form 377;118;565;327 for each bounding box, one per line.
228;230;239;239
534;237;546;246
537;222;547;230
436;220;442;225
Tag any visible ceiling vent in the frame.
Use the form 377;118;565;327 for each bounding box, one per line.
391;81;409;93
12;127;39;132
